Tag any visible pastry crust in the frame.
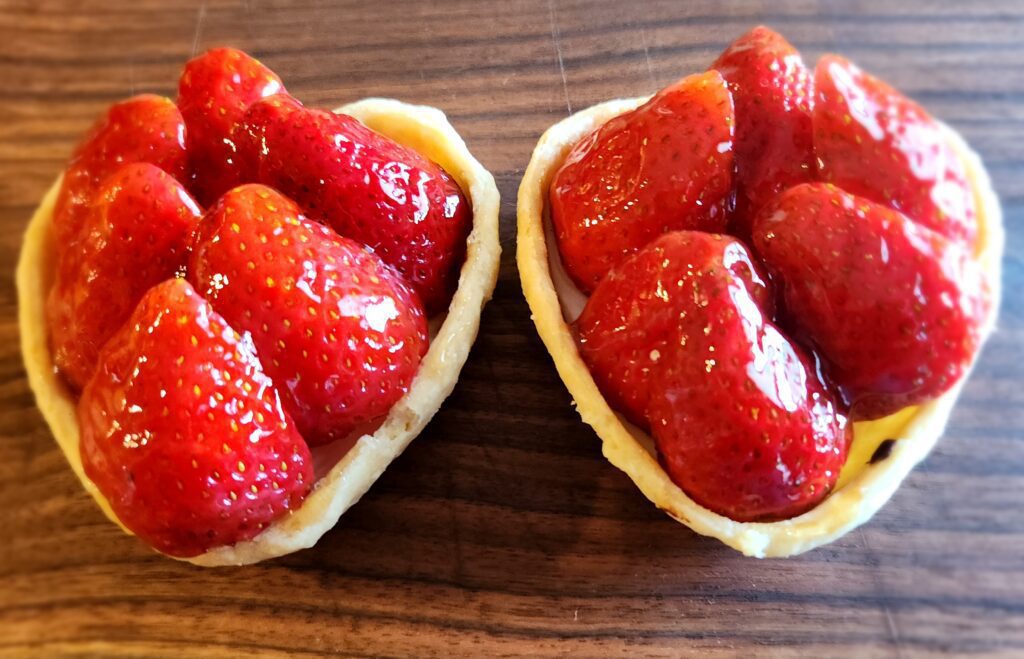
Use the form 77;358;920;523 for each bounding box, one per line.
18;98;501;566
517;96;1003;558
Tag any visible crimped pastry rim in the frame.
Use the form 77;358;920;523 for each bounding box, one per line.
516;95;1003;558
18;98;501;566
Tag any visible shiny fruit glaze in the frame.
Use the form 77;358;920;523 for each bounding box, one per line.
79;279;313;558
47;163;202;391
753;183;989;420
53;95;188;252
189;185;429;445
578;232;849;521
650;302;849;523
712;25;816;237
814;55;977;246
550;71;735;293
577;231;772;429
651;329;849;522
237;94;470;315
178;47;287;205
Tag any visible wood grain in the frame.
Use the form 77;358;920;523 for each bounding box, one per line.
1;0;1022;656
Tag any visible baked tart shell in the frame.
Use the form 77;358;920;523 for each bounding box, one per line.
516;96;1003;558
19;98;501;567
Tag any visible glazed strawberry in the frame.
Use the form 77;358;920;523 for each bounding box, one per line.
78;279;313;557
576;234;846;522
650;316;849;522
580;232;849;521
236;94;470;314
177;47;287;205
577;231;772;429
47;163;202;390
53;95;188;251
753;183;989;419
189;185;429;444
814;55;977;245
549;71;734;293
711;26;815;235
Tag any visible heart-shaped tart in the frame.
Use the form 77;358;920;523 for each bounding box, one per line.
517;27;1003;557
19;49;500;566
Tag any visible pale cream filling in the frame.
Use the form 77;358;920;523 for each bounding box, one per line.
18;98;501;567
516;96;1003;558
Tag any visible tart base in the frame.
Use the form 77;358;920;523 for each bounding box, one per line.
19;98;501;566
516;96;1003;558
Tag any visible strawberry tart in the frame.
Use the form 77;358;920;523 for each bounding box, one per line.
517;27;1002;556
19;48;500;565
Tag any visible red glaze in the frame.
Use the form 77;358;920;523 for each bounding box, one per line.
549;71;735;293
712;25;815;236
578;232;849;521
47;163;202;391
177;47;287;205
753;183;989;420
53;95;188;251
577;231;771;429
644;242;848;521
236;95;470;315
78;279;313;558
813;55;977;246
189;185;429;444
650;315;849;522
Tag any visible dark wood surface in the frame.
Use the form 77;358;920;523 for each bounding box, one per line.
1;1;1022;656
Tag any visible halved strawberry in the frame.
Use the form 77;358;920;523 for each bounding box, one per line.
577;231;772;429
53;95;188;251
813;55;977;245
177;47;287;205
650;314;849;522
752;183;989;420
189;185;429;445
79;279;313;558
711;26;815;236
235;94;470;315
47;163;202;391
549;71;735;293
579;231;849;521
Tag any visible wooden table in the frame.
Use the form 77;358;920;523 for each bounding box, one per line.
1;1;1022;656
